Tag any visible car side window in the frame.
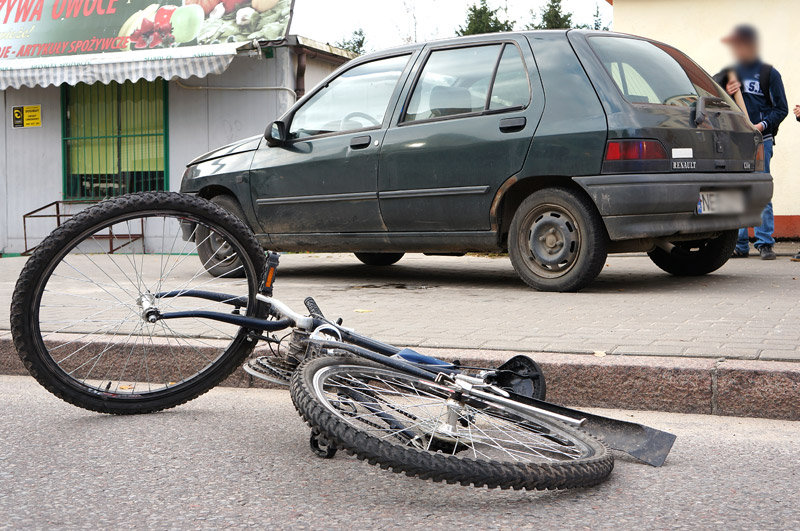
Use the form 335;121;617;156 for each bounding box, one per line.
289;54;410;139
404;45;502;123
489;45;530;110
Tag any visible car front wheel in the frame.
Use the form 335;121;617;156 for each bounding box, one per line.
647;230;738;276
196;195;248;278
508;188;608;292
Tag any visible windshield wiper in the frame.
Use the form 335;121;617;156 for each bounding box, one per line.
695;96;729;126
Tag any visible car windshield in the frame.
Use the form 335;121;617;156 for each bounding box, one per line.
589;36;736;108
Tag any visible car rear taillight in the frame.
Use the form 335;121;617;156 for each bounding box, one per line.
755;143;765;172
601;139;670;174
605;140;667;161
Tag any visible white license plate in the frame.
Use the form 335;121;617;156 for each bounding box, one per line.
697;190;745;215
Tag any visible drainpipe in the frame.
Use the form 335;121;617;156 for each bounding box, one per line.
295;49;307;99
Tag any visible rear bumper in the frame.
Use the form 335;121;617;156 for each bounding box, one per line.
573;172;773;241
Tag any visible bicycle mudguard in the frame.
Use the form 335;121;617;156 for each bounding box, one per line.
507;392;677;467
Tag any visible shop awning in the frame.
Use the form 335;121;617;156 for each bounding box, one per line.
0;42;247;90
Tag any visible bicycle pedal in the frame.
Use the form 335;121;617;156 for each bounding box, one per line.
243;355;296;386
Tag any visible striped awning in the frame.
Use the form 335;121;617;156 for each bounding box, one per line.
0;43;246;90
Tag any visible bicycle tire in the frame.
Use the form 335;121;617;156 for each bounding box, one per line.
11;192;266;414
291;356;613;490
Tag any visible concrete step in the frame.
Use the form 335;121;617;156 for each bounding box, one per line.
2;334;797;420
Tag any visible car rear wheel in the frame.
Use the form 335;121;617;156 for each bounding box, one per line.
647;230;738;276
508;188;608;292
197;195;249;278
354;252;404;266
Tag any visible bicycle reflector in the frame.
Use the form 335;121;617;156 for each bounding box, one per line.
602;139;669;173
261;251;281;296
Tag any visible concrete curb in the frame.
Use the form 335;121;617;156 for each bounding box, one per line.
1;335;798;420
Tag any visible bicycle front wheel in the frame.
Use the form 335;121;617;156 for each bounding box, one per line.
11;192;266;414
291;356;613;490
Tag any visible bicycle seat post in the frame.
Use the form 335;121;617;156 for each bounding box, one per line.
260;251;281;297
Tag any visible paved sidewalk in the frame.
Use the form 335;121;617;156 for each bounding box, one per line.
1;246;799;361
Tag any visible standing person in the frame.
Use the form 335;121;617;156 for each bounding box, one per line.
714;25;788;260
793;105;800;262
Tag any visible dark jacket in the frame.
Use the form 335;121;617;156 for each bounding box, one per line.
713;60;788;141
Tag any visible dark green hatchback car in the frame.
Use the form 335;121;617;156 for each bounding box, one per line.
181;30;772;292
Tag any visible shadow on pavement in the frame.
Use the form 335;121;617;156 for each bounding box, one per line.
276;261;745;294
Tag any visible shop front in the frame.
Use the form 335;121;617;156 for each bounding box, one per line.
0;0;352;254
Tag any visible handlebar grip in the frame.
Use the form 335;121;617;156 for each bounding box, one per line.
304;297;325;319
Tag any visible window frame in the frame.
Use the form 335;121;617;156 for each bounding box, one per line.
398;40;532;127
60;79;169;201
284;52;414;143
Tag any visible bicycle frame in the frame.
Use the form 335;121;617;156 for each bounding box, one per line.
150;286;676;466
152;289;583;427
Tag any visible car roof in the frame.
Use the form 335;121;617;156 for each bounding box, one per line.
356;29;644;61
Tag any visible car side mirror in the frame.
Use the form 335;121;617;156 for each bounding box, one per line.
265;120;287;147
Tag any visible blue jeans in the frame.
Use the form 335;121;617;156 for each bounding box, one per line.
736;138;775;252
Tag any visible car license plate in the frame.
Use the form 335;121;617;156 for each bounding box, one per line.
697;190;745;215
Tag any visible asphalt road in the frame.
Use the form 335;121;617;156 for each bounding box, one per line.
1;375;798;529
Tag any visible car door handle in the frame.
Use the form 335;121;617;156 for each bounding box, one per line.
499;117;526;132
350;135;371;149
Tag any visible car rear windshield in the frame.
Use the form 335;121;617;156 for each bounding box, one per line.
589;36;735;108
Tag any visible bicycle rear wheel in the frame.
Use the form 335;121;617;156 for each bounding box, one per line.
11;192;266;414
291;356;613;490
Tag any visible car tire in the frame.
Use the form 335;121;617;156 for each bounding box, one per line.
196;194;249;278
354;252;405;266
508;188;608;292
647;230;738;276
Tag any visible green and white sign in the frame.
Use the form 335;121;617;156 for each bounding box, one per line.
0;0;292;61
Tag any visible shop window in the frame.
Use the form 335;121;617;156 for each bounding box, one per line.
62;79;168;200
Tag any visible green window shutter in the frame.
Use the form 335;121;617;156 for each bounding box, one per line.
62;78;168;200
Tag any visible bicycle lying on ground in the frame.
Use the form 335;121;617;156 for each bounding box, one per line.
10;192;675;490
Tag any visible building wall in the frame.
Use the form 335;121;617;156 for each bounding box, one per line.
289;47;350;102
303;52;343;90
2;85;63;253
0;93;6;252
0;48;305;254
612;0;800;236
167;50;295;195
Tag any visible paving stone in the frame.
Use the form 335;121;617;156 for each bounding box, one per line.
759;349;800;361
685;347;760;360
612;344;684;356
760;340;800;349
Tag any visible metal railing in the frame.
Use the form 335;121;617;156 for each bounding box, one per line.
22;201;144;255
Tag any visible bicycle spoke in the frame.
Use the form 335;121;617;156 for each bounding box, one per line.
315;367;590;464
34;210;255;399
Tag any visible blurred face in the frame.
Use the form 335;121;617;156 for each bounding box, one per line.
729;39;759;63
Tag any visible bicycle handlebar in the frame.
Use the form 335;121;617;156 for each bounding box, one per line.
304;297;325;319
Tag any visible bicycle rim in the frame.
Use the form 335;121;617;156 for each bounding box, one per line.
30;208;259;400
311;364;595;463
